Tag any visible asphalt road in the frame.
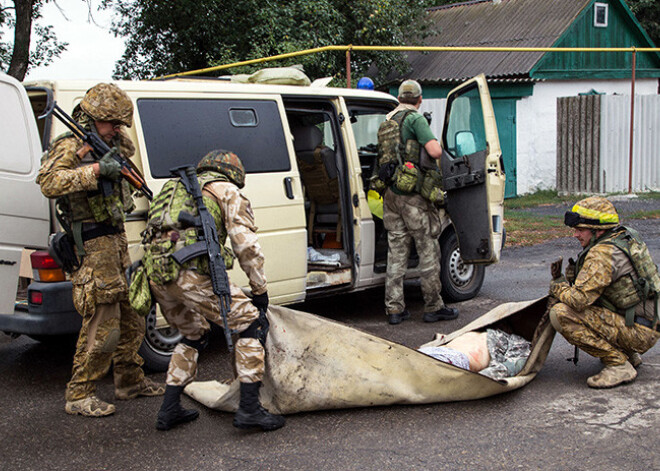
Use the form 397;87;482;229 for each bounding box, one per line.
1;216;659;471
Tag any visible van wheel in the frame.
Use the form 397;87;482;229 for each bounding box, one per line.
440;232;485;302
139;306;182;372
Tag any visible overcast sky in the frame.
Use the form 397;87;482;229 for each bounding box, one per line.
25;1;124;81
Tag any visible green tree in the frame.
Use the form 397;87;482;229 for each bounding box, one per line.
625;0;660;47
103;0;441;83
0;0;67;80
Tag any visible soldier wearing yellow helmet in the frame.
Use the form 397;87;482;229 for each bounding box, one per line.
548;196;660;389
37;83;165;417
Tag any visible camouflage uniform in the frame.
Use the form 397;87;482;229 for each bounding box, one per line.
382;98;445;317
149;178;268;386
384;189;443;315
549;196;659;388
36;84;158;408
550;236;660;365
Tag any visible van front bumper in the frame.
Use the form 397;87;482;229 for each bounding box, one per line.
0;281;80;336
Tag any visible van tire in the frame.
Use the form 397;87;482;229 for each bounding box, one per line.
440;231;485;303
139;306;182;372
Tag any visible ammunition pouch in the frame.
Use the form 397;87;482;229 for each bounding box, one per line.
48;232;80;273
419;168;445;206
126;260;153;317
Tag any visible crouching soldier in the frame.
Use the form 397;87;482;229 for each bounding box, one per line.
549;196;660;389
37;83;165;417
141;150;285;431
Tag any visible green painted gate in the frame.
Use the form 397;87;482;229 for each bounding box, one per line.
492;99;517;198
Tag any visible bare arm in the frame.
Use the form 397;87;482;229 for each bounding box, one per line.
424;139;443;160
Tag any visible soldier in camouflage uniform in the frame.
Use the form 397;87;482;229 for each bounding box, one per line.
549;196;660;388
37;83;164;417
381;80;458;325
143;150;285;432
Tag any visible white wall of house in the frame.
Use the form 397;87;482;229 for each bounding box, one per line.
421;78;658;196
517;78;657;194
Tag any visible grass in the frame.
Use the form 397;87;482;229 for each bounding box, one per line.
503;190;660;247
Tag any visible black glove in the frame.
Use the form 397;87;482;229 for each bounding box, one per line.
98;151;122;181
251;291;269;312
550;257;563;280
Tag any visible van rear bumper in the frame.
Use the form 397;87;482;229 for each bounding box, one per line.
0;281;81;336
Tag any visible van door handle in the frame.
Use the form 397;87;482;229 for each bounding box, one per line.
283;177;294;199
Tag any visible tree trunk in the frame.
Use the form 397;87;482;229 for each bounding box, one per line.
7;0;35;81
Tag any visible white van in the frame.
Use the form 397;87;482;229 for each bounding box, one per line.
0;72;505;370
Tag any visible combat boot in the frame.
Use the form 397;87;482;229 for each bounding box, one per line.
156;385;199;431
65;395;115;417
587;361;637;389
423;307;459;322
233;382;285;431
116;377;166;400
388;309;411;325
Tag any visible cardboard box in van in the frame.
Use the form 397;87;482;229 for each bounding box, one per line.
0;72;505;371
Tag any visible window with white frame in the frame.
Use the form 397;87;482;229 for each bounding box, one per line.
594;3;608;28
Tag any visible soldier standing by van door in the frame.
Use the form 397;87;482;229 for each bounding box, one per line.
37;83;165;417
141;150;285;432
549;196;660;388
376;79;459;325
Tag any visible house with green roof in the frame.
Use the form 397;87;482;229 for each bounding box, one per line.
391;0;660;196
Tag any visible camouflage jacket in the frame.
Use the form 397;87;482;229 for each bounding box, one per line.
203;181;267;296
36;131;136;226
550;230;656;319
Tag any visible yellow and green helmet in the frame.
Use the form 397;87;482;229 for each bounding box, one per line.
196;149;246;188
564;196;619;230
80;83;134;127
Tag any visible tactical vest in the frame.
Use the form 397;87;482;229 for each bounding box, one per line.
51;133;134;252
141;171;234;285
373;110;444;204
576;226;659;326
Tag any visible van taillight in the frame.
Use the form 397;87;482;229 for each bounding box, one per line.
30;251;66;282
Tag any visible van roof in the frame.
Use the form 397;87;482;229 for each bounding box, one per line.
23;78;398;102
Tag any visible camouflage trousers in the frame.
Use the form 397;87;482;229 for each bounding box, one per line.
150;269;265;386
383;190;444;315
550;302;660;366
66;233;145;402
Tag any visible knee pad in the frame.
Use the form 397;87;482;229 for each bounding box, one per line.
549;308;563;333
239;311;270;346
180;331;210;352
100;328;121;353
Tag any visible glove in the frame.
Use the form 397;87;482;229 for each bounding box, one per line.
565;257;576;285
378;162;397;184
98;152;122;181
550;257;563;280
251;291;269;312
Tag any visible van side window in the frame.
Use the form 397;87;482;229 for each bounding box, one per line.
137;98;290;178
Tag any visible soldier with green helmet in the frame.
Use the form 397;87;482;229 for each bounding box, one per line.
37;83;164;418
143;149;285;432
375;79;458;325
549;196;660;388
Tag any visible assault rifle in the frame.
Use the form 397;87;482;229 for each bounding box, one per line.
50;103;153;200
172;166;234;353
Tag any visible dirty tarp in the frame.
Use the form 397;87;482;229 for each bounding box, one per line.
184;296;555;415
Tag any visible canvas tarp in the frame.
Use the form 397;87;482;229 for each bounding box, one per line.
185;296;555;414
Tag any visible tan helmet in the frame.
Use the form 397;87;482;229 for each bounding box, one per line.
197;149;246;188
564;196;620;230
80;83;134;127
398;79;422;99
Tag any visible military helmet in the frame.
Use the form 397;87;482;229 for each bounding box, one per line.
197;149;246;188
564;196;619;230
398;79;422;99
80;83;134;127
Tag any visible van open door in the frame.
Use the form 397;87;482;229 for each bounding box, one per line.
0;73;50;316
441;74;505;264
